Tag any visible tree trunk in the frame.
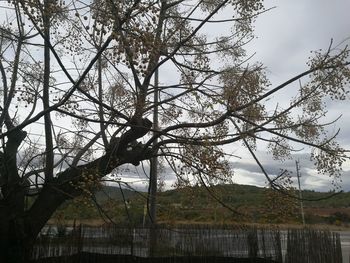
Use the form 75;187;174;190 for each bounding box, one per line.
0;118;154;263
0;127;29;262
0;209;34;263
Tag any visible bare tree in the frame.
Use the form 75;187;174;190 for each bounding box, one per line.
0;0;349;261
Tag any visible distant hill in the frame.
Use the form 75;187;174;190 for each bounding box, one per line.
53;183;350;225
95;183;350;209
94;185;141;202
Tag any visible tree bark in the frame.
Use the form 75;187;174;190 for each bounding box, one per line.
0;117;154;262
0;128;28;263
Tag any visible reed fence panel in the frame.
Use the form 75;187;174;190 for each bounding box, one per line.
31;225;342;263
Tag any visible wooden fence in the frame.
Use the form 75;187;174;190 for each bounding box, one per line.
31;224;342;263
285;228;342;263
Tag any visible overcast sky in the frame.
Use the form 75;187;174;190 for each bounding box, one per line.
3;0;348;192
243;0;350;191
14;1;345;194
114;0;350;193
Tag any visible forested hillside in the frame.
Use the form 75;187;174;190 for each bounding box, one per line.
51;184;350;226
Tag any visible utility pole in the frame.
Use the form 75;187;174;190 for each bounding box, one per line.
149;67;159;256
296;160;305;226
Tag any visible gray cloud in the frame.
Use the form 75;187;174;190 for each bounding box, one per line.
230;149;350;192
253;0;350;80
108;1;350;193
231;0;350;191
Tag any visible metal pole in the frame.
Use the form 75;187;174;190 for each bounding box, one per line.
149;67;159;256
296;160;305;225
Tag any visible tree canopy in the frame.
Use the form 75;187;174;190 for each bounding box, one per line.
0;0;349;261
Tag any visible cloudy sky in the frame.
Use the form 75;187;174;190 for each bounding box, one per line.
241;0;350;191
115;0;350;193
